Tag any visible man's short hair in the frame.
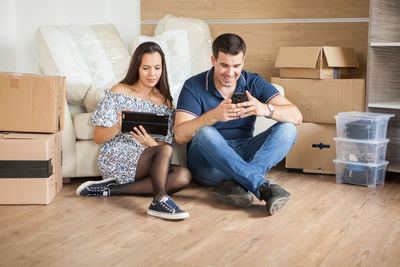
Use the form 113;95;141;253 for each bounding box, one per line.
212;33;246;59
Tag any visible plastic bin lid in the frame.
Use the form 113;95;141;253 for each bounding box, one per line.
333;137;390;144
335;111;395;121
333;159;389;167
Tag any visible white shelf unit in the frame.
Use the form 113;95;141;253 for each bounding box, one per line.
367;0;400;172
370;42;400;47
368;101;400;110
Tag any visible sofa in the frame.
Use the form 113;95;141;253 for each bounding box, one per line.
35;15;283;179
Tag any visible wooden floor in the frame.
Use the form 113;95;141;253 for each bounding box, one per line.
1;164;400;267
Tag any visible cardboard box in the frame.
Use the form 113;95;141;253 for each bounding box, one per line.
271;77;365;124
0;72;65;133
286;123;336;174
0;132;62;205
274;46;359;79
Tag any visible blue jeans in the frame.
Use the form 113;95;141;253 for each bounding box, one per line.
187;122;297;199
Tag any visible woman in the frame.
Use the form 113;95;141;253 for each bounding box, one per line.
76;42;191;220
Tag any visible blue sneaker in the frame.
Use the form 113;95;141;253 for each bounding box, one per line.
76;178;118;197
147;195;189;220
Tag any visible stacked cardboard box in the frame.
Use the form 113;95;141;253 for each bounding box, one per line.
0;72;65;204
272;47;365;174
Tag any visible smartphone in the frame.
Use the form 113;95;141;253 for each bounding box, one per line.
231;93;247;104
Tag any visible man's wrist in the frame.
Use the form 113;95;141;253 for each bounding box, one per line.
267;103;275;118
263;103;270;117
204;108;218;125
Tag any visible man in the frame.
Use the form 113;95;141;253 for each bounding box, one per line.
174;33;302;215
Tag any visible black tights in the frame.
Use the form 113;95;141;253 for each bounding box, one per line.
109;145;191;201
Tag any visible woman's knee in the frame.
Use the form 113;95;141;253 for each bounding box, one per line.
158;144;173;157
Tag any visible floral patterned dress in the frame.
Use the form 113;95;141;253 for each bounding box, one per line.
90;89;175;184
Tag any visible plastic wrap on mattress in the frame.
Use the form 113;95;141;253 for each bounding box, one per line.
35;24;130;112
128;29;192;105
36;26;92;103
155;14;213;76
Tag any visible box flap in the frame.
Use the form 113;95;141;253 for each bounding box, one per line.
275;47;322;68
322;47;359;67
0;72;61;79
1;133;50;140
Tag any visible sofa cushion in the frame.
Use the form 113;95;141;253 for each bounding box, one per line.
68;101;87;115
128;30;192;105
76;140;101;177
72;113;95;140
155;14;213;76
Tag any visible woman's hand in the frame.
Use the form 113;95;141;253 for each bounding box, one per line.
116;113;123;131
117;108;132;131
130;125;158;147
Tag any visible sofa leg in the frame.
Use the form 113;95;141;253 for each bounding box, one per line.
63;177;72;184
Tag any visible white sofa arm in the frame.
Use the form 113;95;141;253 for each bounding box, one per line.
61;100;77;178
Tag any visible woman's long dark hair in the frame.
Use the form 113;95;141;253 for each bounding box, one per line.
120;41;173;105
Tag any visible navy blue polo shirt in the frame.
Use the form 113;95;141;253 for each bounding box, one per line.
176;67;280;140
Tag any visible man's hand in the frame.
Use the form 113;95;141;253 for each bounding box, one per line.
212;98;244;122
237;91;269;118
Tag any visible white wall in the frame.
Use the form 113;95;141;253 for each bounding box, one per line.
0;0;140;74
0;0;17;72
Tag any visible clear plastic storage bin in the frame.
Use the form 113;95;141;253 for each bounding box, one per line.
335;112;394;140
333;159;389;188
334;137;389;163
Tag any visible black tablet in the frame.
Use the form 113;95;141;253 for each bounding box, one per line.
121;111;169;136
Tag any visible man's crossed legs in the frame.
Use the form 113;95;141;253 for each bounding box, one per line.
187;122;297;215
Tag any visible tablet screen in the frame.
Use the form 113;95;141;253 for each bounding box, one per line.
121;111;169;136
